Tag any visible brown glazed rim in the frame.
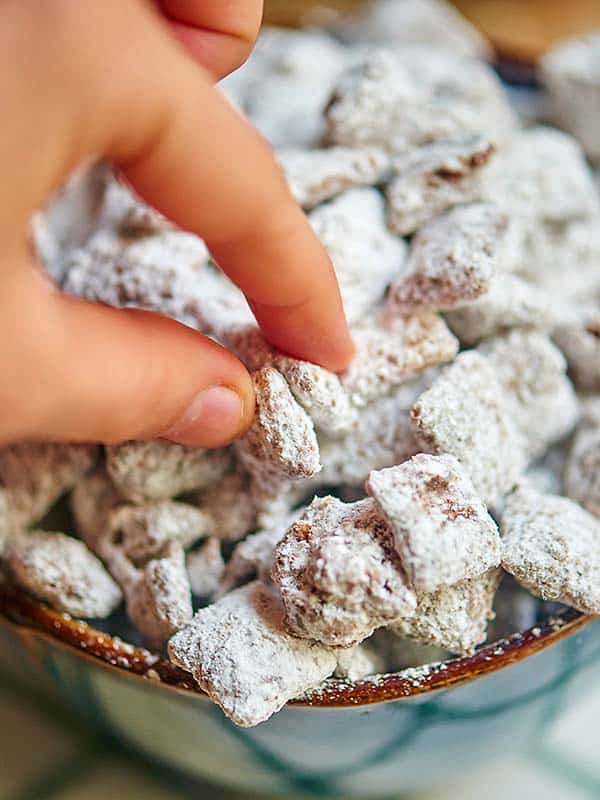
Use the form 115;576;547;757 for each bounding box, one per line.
0;584;595;708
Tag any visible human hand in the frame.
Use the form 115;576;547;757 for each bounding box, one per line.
0;0;354;448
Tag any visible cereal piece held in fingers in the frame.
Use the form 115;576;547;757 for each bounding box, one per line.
108;501;212;563
272;497;417;647
168;581;338;727
501;484;600;614
564;426;600;517
31;212;62;283
341;311;458;408
224;325;357;437
309;188;406;325
554;319;600;391
386;136;495;236
445;273;559;346
0;443;98;552
276;357;357;437
390;569;501;655
236;367;321;481
106;440;230;504
366;454;501;592
97;174;172;237
479;331;579;460
388;203;508;312
186;538;225;598
5;531;122;619
410;351;525;504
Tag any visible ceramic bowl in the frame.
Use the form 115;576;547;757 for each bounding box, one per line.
0;586;598;798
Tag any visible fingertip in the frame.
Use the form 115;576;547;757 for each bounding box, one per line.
162;379;255;448
318;331;356;373
250;296;356;374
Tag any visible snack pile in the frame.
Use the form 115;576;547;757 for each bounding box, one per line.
6;0;600;727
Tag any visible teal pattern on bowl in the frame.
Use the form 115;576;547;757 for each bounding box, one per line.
0;598;598;799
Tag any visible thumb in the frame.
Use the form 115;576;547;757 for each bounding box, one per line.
1;263;254;447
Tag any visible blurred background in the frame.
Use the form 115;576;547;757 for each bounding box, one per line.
264;0;600;65
2;2;600;799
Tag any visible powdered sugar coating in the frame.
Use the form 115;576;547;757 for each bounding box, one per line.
278;146;390;209
564;426;600;518
63;230;211;330
366;454;501;592
196;467;257;542
236;367;321;482
31;212;62;283
333;644;385;681
390;569;501;655
410;351;526;504
340;0;491;60
106;440;230;504
124;541;193;651
186;538;225;598
97;176;172;237
70;469;123;550
484;127;599;225
168;581;337;726
244;29;347;149
218;512;302;597
501;484;600;614
326;48;516;154
272;497;416;647
309;188;406;325
389;203;508;312
518;219;600;305
387;137;495;236
479;331;579;460
108;501;212;563
5;531;122;619
317;383;424;486
445;273;559;346
554;320;600;390
225;325;357;437
341;311;458;408
540;35;600;162
0;443;98;552
277;358;358;438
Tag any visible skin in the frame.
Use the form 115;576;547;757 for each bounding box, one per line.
0;0;354;448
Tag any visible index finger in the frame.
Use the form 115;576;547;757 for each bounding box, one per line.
109;13;354;371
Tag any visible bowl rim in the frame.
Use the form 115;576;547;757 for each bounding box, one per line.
0;585;594;708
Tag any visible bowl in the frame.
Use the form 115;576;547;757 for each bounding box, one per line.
0;586;598;798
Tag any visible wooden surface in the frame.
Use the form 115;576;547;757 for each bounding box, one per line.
263;0;365;27
453;0;600;62
263;0;600;64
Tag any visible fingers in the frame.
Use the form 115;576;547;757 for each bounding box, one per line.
100;8;354;370
3;0;353;372
0;262;254;446
158;0;264;78
0;0;354;454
